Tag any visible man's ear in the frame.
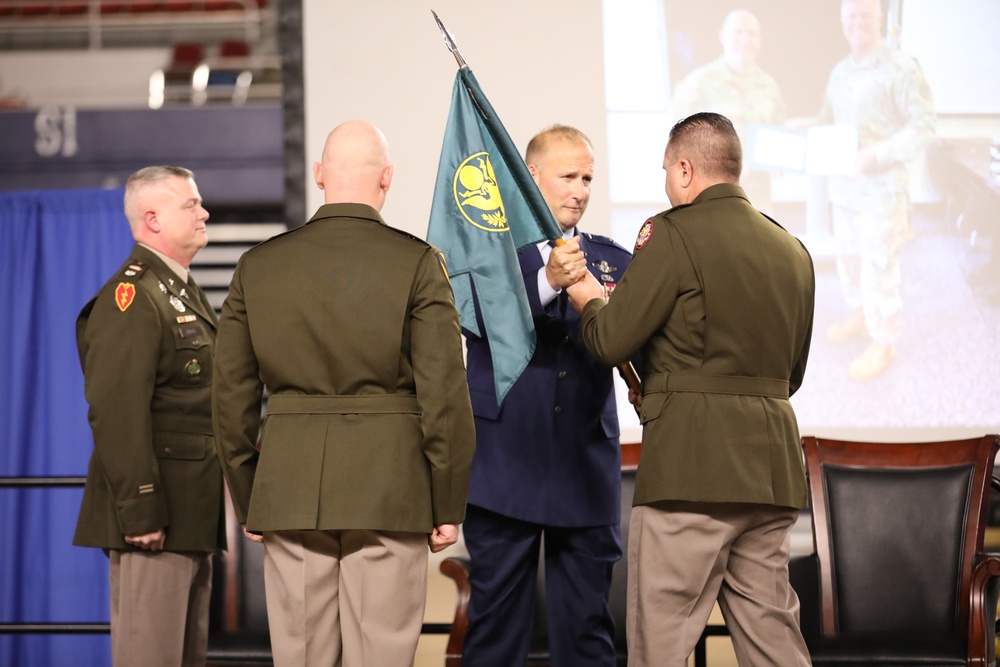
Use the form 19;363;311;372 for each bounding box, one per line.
380;164;394;194
527;163;540;182
312;161;324;190
143;209;159;233
679;158;694;188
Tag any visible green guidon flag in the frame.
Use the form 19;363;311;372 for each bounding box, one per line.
427;67;561;404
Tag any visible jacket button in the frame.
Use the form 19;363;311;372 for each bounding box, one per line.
164;447;173;455
557;371;567;380
554;406;562;414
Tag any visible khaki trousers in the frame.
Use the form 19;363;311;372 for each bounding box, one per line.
108;549;213;667
263;529;428;667
626;501;811;667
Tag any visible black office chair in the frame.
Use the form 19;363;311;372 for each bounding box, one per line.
789;435;1000;666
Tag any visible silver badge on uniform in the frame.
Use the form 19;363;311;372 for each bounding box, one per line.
124;269;136;277
169;295;186;313
593;260;617;274
179;288;188;298
159;282;167;293
601;273;614;282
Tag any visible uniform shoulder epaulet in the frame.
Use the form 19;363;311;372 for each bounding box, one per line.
582;232;630;253
246;225;298;250
662;202;694;218
385;224;431;247
120;260;148;279
759;210;790;233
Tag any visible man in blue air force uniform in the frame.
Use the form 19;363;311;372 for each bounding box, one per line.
462;125;633;666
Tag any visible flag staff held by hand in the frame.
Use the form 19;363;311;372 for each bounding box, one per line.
429;11;642;400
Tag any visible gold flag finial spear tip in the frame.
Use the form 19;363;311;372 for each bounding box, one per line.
431;9;468;69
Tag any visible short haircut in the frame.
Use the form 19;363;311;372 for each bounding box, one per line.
525;124;593;165
123;165;194;226
667;112;742;182
842;0;882;11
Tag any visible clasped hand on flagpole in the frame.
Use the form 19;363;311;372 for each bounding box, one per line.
430;11;642;399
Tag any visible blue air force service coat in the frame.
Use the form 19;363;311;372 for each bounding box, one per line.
465;231;633;527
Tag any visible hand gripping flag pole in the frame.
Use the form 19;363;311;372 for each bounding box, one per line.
429;11;641;400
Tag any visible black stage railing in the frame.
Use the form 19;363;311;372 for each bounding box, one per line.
0;476;450;638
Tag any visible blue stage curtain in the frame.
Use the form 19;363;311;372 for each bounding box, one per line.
0;187;133;667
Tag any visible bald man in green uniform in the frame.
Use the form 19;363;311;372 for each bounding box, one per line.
212;120;475;667
74;165;225;667
568;113;814;666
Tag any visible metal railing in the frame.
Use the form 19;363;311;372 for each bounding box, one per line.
0;476;109;635
0;476;451;638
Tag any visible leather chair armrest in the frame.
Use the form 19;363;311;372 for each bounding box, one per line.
440;556;471;667
789;553;821;640
968;552;1000;666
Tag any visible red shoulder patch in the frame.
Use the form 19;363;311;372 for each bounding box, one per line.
635;219;654;250
115;282;136;312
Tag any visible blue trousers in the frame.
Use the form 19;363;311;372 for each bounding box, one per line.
462;504;622;667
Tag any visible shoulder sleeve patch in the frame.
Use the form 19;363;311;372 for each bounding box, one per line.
635;219;654;250
114;282;136;312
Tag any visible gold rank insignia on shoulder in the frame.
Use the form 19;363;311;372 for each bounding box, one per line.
592;260;617;274
177;314;197;323
115;282;136;312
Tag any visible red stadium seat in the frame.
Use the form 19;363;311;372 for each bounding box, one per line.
19;1;53;16
219;39;249;58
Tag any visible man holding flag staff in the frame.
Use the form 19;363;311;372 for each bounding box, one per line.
568;112;814;666
427;17;634;662
459;125;633;666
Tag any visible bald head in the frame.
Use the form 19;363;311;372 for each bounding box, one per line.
720;9;762;71
313;120;394;210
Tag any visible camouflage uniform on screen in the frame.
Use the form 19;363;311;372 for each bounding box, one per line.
669;57;786;211
817;42;935;375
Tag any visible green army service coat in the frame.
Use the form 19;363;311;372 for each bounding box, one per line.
74;244;226;552
212;203;476;534
580;184;815;509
